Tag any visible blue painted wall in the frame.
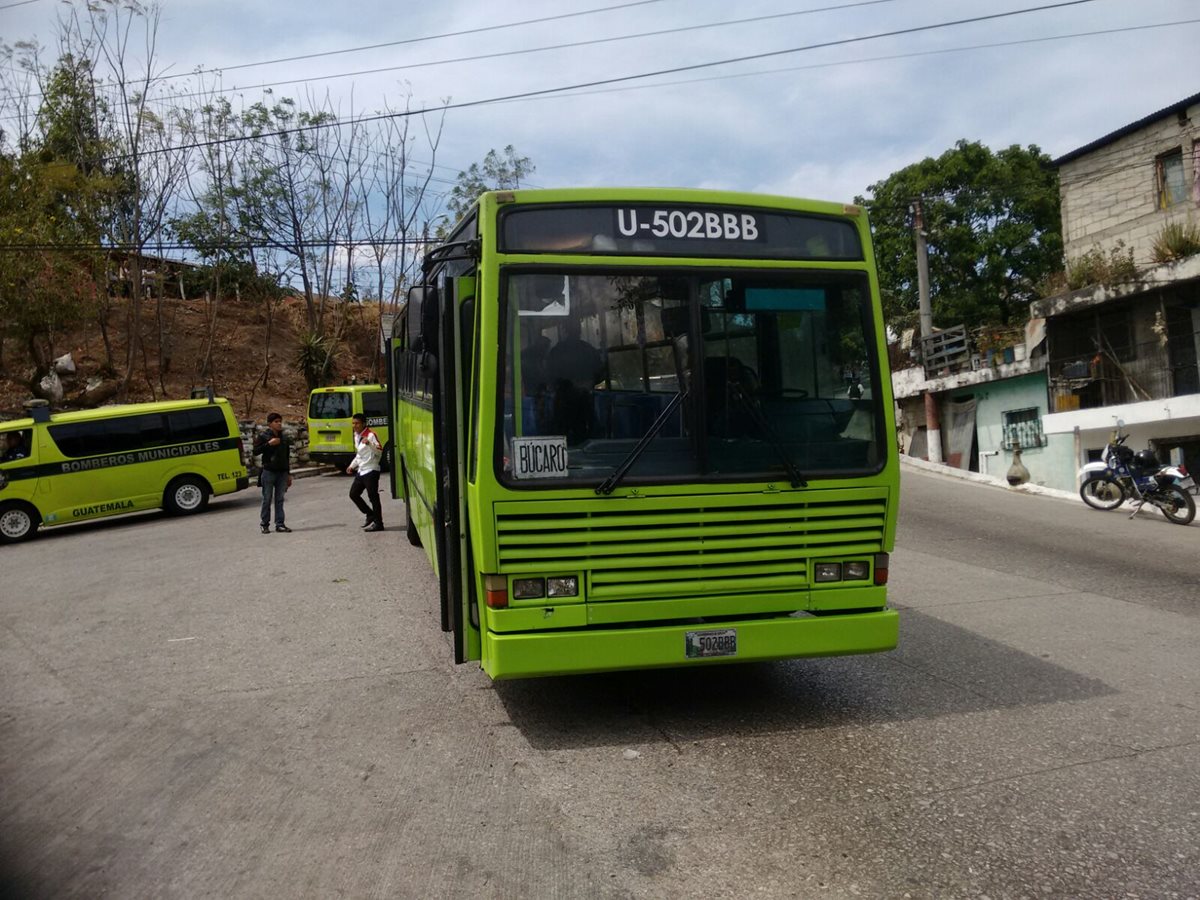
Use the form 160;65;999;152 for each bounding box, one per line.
945;372;1052;483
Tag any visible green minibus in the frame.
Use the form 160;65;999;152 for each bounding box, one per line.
0;396;249;543
306;384;391;470
391;188;899;679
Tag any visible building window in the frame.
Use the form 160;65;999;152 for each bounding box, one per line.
1001;407;1045;449
1156;149;1187;209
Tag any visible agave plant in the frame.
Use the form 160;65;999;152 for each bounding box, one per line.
295;331;337;390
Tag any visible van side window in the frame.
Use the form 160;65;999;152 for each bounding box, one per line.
169;407;227;442
2;429;32;462
362;392;388;418
49;408;229;458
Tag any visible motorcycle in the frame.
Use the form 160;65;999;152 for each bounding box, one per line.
1078;425;1195;525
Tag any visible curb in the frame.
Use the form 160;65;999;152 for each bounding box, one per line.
292;466;335;480
899;455;1079;503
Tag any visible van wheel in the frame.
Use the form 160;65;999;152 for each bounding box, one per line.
165;476;210;515
0;502;39;543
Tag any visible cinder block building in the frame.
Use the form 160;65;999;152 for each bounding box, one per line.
1035;92;1200;489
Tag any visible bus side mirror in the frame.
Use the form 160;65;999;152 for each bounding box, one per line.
418;351;438;377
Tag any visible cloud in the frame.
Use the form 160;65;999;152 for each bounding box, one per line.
5;0;1198;202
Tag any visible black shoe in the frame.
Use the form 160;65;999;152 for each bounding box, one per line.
364;522;384;532
276;524;293;533
261;524;270;534
362;517;373;528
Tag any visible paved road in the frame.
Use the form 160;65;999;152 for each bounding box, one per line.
1;468;1197;898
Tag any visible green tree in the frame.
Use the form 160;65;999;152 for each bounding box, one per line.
856;140;1062;330
445;145;535;226
0;154;103;387
0;46;119;391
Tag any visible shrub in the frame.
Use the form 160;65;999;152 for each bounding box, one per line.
294;331;338;391
1151;220;1200;264
1066;241;1136;290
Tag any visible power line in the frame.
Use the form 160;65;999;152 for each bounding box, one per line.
9;13;1189;200
516;18;1200;108
0;237;434;253
85;0;909;107
86;0;1109;165
5;0;675;104
0;0;40;9
137;0;675;83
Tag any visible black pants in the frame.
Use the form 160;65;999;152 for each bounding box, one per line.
350;470;383;525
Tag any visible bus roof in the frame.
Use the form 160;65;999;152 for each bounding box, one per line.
475;187;862;219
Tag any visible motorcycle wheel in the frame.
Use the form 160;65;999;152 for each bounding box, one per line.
1080;476;1125;511
1152;484;1196;525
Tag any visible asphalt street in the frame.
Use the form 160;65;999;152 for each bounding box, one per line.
1;466;1197;898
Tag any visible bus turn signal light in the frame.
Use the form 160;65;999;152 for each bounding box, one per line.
873;553;890;585
485;574;509;609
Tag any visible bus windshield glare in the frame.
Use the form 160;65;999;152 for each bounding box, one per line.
501;270;883;486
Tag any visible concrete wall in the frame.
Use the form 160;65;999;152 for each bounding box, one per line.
1060;101;1200;265
944;373;1050;482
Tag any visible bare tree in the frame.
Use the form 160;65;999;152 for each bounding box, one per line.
356;95;447;379
60;0;191;399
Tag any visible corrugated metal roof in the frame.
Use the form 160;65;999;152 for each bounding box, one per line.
1053;91;1200;167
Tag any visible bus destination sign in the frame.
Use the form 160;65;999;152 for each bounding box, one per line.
500;204;863;260
512;435;569;479
616;208;763;242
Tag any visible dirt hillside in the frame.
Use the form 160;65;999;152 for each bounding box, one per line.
0;295;388;422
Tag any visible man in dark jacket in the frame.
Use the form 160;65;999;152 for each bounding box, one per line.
253;412;293;533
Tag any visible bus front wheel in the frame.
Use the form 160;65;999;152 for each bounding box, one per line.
0;502;39;543
165;476;210;515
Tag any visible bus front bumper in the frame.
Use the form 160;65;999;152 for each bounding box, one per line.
481;608;898;680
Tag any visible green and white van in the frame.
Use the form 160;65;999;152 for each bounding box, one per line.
306;384;391;470
0;397;249;543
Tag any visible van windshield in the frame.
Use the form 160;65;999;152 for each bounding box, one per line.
309;392;352;419
498;269;884;486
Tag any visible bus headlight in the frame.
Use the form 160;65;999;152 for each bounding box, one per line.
546;576;579;598
813;562;842;583
844;561;870;581
512;577;546;600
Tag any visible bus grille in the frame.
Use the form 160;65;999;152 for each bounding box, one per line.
493;489;888;602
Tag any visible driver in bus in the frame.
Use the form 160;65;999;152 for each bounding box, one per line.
544;318;604;444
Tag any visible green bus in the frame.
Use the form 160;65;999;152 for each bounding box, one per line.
390;188;898;679
307;383;391;470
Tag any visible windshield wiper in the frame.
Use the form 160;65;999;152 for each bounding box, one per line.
728;385;808;488
595;387;689;496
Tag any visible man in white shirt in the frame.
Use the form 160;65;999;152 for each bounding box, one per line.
346;413;384;532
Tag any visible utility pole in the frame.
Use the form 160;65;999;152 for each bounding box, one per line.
912;198;942;464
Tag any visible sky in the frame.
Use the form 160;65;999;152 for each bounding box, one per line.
2;0;1197;210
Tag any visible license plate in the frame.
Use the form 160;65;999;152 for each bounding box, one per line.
685;628;737;659
320;431;339;439
1180;477;1195;490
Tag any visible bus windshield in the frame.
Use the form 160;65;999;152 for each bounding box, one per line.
500;269;883;486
